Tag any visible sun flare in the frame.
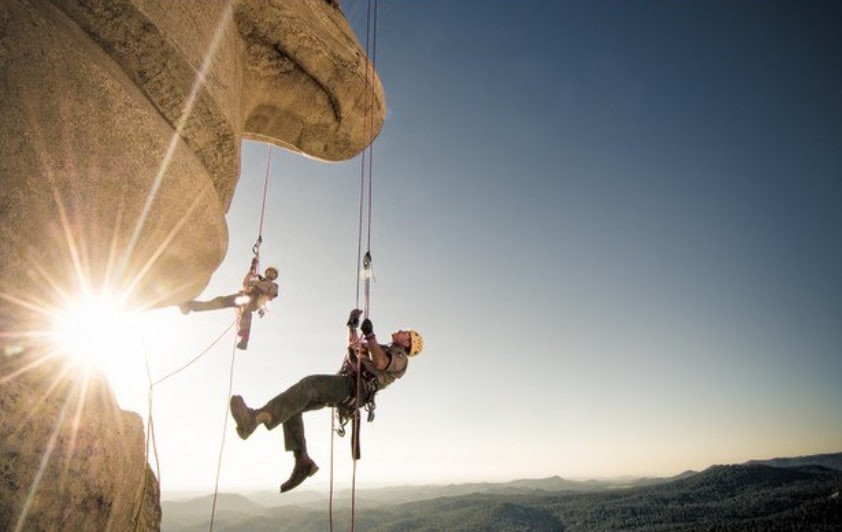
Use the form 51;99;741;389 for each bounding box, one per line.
45;289;156;415
50;292;137;371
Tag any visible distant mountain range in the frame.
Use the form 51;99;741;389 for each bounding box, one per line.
162;452;842;531
747;451;842;471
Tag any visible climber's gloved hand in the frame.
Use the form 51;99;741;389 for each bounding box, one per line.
361;318;374;337
347;309;362;328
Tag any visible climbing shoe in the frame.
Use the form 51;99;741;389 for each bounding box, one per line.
229;395;257;440
280;456;319;493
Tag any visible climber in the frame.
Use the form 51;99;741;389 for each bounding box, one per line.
228;308;424;492
179;266;279;350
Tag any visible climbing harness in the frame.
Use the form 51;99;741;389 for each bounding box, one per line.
345;252;376;440
336;337;379;439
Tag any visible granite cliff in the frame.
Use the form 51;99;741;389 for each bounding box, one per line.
0;0;383;529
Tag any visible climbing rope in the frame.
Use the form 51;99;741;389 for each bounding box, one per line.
133;328;159;531
352;1;379;528
329;414;337;532
133;317;236;530
239;144;274;345
134;143;275;530
330;1;379;530
151;319;238;386
252;144;273;257
210;144;275;529
208;335;239;532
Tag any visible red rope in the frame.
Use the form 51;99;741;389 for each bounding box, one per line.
255;144;272;250
329;412;335;532
355;150;366;310
351;1;376;528
366;0;378;251
351;349;362;529
331;2;378;530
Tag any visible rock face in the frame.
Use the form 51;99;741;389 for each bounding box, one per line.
0;0;383;529
1;352;161;530
0;0;384;320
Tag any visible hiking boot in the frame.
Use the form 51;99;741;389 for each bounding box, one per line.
280;456;319;493
229;395;257;439
236;339;248;350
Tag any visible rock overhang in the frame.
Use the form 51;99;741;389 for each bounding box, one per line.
0;0;385;334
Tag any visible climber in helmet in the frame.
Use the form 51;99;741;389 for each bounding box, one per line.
229;309;424;492
179;266;279;350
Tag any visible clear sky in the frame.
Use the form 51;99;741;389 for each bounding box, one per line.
103;0;842;494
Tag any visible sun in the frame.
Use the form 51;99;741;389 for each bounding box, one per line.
46;289;158;415
50;291;138;371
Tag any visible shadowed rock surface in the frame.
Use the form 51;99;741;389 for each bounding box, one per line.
1;351;161;530
0;0;383;529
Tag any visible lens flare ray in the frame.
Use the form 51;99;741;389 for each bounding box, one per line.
0;6;240;530
121;1;234;282
14;388;74;532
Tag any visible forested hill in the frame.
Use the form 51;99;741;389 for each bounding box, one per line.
365;464;841;531
163;457;842;531
747;451;842;471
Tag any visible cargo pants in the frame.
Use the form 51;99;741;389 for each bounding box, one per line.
260;374;355;453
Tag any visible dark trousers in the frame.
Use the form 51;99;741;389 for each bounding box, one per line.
260;374;355;453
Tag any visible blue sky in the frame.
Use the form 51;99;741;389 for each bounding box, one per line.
116;1;842;493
